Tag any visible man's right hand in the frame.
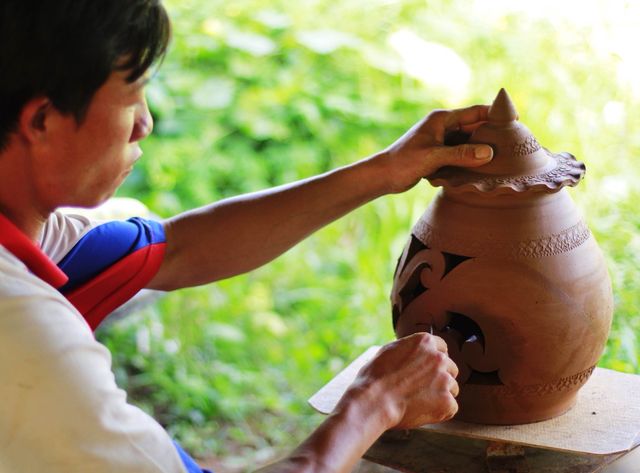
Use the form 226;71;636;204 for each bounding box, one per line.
342;332;460;430
256;333;459;472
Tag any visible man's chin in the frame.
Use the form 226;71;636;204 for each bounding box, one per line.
59;191;117;211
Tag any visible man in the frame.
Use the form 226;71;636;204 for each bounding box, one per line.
0;1;493;472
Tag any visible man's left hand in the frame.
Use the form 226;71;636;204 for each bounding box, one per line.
375;104;493;194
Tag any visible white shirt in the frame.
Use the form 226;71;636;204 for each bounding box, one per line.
0;212;187;473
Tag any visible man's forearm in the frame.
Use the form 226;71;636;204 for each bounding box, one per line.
256;388;390;473
150;155;389;290
148;105;493;291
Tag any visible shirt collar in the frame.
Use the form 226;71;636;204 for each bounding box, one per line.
0;212;69;288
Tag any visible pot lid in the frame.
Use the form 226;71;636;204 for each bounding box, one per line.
428;89;585;194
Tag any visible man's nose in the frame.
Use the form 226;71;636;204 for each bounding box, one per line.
131;99;153;142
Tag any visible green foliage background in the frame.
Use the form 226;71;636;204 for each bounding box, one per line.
100;0;640;469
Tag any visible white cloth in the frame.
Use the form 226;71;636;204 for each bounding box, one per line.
0;213;187;473
39;211;96;264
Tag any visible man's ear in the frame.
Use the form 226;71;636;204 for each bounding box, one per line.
18;97;53;144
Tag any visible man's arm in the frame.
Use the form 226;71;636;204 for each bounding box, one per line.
148;105;493;291
256;332;459;473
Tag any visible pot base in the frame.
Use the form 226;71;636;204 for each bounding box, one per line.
455;381;585;425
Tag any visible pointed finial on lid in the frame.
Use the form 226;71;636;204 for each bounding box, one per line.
488;88;519;123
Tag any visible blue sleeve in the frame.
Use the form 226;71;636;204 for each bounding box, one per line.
57;217;166;293
173;441;213;473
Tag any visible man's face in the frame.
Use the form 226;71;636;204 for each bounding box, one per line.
35;70;153;209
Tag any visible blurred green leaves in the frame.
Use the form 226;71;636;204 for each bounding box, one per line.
105;0;640;467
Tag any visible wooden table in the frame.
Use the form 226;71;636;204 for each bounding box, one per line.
361;429;640;472
310;347;640;473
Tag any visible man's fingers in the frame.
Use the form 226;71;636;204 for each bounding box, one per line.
428;143;493;170
460;121;486;134
446;358;459;379
449;376;460;398
444;104;490;130
441;394;459;421
427;334;448;353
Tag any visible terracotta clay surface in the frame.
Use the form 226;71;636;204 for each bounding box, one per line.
309;349;640;455
390;89;614;424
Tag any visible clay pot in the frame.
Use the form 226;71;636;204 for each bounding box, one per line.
390;89;613;424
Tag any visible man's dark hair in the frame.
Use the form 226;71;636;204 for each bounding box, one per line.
0;0;171;150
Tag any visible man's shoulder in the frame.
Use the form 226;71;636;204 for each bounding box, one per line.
0;244;46;293
0;245;78;319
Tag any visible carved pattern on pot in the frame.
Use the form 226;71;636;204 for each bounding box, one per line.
390;89;614;424
480;366;596;398
480;152;586;187
429;151;586;193
412;219;591;259
513;135;542;156
391;241;500;386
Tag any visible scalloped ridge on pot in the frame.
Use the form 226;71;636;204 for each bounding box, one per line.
428;88;586;195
